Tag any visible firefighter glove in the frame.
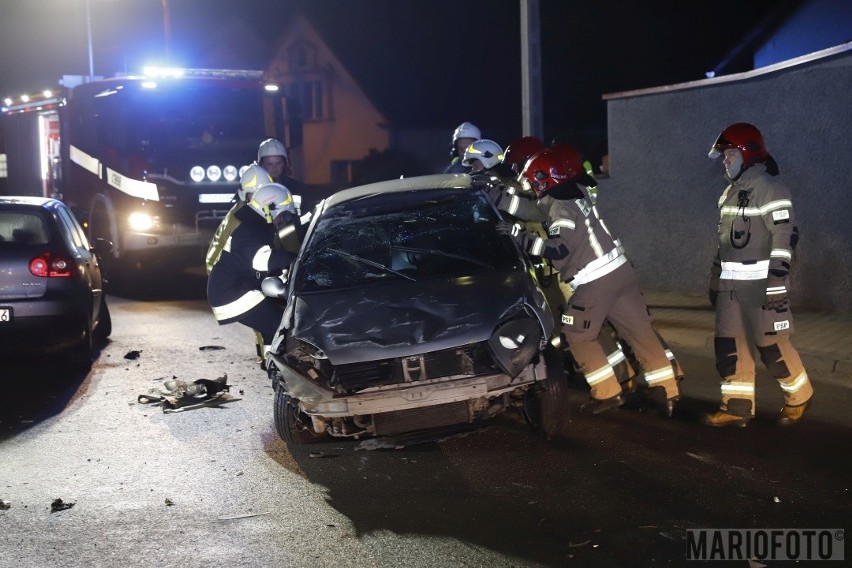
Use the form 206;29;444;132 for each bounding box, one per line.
496;221;522;238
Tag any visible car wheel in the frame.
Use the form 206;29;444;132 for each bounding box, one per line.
273;383;327;446
94;295;112;345
523;346;570;440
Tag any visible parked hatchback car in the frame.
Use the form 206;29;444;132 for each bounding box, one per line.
265;174;569;448
0;196;111;371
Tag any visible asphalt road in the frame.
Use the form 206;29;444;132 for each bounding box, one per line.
0;287;849;567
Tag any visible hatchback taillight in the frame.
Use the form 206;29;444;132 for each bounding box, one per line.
29;252;74;277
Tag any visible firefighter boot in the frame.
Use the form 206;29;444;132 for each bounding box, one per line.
777;400;810;426
646;386;678;418
702;398;752;428
582;393;625;415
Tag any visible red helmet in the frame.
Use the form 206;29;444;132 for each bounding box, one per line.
518;147;587;197
503;136;545;173
708;122;769;167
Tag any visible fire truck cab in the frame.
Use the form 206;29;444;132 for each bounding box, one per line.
2;67;288;288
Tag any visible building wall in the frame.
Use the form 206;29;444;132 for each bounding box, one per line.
600;45;852;312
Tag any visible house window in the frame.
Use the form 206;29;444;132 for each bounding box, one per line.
287;81;323;121
330;160;352;185
288;44;316;71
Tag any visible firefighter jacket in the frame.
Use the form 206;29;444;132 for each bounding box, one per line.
503;184;626;289
712;163;798;292
207;205;295;324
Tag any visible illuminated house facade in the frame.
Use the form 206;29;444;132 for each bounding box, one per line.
263;14;390;187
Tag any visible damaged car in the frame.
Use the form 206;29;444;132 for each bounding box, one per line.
264;174;569;448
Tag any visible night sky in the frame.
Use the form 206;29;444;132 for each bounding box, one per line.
1;0;795;143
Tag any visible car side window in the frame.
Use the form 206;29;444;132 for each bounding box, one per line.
57;206;90;250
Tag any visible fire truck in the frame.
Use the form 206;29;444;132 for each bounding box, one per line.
1;67;288;286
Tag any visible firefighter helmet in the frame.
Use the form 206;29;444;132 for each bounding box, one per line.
462;139;504;170
707;123;769;167
548;144;598;187
518;146;587;197
238;163;273;202
248;183;296;224
257;138;288;161
452;122;481;143
503;136;545;173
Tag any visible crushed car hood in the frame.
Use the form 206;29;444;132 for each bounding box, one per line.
290;269;547;365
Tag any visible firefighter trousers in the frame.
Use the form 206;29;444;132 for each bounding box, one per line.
562;263;679;401
714;288;813;416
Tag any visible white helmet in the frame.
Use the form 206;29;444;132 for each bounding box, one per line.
238;162;272;201
248;183;296;224
462;139;503;170
452;122;481;143
257;138;288;161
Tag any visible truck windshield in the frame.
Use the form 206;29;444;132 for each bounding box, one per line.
92;81;268;153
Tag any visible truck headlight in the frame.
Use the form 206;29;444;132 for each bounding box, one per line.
223;165;238;181
128;211;155;232
190;166;205;182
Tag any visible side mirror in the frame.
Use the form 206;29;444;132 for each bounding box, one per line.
261;272;289;298
93;237;114;256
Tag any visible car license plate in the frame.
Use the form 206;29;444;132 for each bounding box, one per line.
0;307;11;323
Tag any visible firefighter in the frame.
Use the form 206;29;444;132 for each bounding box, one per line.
443;122;481;174
206;179;298;361
206;163;271;275
497;146;681;416
257;138;309;215
703;122;813;427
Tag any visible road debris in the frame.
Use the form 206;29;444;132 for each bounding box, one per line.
0;499;10;510
199;345;226;351
165;498;174;506
217;511;271;520
50;498;75;512
137;374;234;412
124;350;142;360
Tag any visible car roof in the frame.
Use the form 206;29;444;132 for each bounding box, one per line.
323;174;474;209
0;196;63;210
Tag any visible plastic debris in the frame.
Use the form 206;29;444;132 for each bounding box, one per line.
50;498;75;512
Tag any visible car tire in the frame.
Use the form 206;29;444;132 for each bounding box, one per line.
273;383;326;446
94;296;112;345
523;346;570;440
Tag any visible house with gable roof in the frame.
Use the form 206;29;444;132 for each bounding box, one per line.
262;13;391;188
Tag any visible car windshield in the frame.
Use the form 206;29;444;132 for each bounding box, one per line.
295;188;520;292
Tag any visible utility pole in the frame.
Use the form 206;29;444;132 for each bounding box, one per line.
162;0;172;63
85;0;94;79
520;0;543;139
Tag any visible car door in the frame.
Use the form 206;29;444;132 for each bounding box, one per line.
56;204;103;324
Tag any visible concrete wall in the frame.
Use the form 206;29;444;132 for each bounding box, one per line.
599;43;852;313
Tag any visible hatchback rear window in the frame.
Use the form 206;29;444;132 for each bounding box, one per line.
0;212;50;245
